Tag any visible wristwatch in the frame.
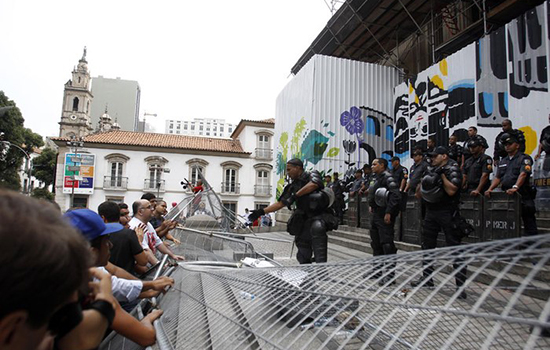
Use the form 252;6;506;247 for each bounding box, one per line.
512;185;519;189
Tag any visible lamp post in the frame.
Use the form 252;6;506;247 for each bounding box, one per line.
66;136;84;208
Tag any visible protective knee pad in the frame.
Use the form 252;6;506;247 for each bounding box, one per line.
382;243;396;255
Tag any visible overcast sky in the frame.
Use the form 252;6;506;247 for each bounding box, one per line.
0;0;337;138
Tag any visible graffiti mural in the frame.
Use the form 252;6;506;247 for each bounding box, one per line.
395;1;550;169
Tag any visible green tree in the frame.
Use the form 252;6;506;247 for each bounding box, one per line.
0;91;44;190
32;147;57;188
31;187;55;201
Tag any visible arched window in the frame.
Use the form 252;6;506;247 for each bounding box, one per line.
255;130;274;159
144;156;168;192
186;158;209;187
72;97;79;111
254;163;273;196
104;153;130;189
221;161;242;194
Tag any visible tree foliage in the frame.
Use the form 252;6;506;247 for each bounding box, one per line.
0;91;44;190
32;148;57;188
31;187;55;201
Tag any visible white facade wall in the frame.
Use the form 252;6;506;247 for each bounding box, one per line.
53;126;275;214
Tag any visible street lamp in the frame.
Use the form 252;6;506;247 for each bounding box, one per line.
0;140;31;194
66;136;85;208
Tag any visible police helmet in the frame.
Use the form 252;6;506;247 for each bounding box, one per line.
421;173;444;203
467;138;482;149
308;190;330;212
374;187;389;207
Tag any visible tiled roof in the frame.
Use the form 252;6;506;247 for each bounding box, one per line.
51;131;250;154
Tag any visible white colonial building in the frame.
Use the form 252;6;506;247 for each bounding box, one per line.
50;118;275;214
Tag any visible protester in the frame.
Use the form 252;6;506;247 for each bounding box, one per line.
141;192;158;209
0;190;113;350
150;200;180;244
118;203;131;228
64;208;165;346
129;200;185;265
98;201;148;275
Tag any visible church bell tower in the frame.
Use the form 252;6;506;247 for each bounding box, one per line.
59;47;94;138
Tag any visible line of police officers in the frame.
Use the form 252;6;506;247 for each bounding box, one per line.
249;119;543;282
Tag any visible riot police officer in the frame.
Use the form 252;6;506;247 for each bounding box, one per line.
404;149;428;195
248;158;336;264
494;119;526;164
535;114;550;161
412;146;467;299
368;158;401;284
485;134;538;236
448;134;463;168
462;126;489;168
463;136;493;196
329;172;346;224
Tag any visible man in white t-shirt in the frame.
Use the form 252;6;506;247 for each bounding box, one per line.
129;199;185;265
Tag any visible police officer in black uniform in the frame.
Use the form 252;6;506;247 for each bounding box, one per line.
412;146;468;299
535;114;550;161
368;158;401;284
463;136;493;196
448;134;463;168
485;134;538;236
494;119;526;164
404;148;428;195
329;172;346;224
248;158;336;264
462;126;489;168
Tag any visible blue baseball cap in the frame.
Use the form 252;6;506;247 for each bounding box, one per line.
64;209;123;241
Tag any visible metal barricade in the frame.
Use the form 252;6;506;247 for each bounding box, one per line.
359;195;371;229
401;194;422;245
483;192;522;241
459;194;484;244
345;193;360;227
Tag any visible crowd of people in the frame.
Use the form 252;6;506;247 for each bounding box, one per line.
1;190;183;350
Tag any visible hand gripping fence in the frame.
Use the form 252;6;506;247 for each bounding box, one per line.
100;232;550;350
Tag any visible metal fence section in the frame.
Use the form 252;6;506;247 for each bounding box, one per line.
146;234;550;350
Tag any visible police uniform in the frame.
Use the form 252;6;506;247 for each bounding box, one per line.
329;179;345;224
417;152;467;289
496;152;538;236
448;144;463;167
408;160;428;195
391;164;408;189
463;135;488;163
368;171;400;256
463;153;493;193
494;129;526;162
279;170;334;264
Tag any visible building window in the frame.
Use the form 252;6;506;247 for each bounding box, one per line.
169;123;173;129
105;153;130;189
223;201;237;214
187;158;209;186
206;132;210;136
105;196;124;204
199;125;203;131
254;163;272;196
72;97;79;111
144;156;168;192
220;127;224;132
191;124;195;130
111;162;123;187
184;124;188;130
221;161;242;194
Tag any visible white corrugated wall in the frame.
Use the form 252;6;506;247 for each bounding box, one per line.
275;55;400;196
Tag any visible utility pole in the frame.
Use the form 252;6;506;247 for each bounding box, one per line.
66;136;84;208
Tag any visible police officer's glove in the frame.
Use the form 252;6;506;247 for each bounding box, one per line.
248;208;265;223
281;193;297;207
434;167;444;175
